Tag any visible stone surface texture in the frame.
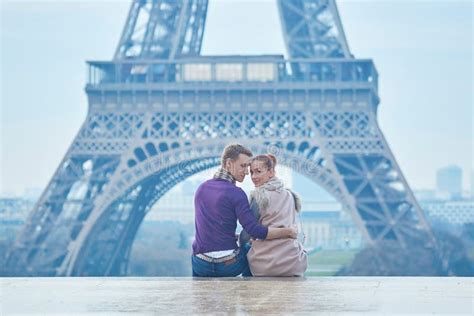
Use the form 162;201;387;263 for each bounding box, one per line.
1;277;473;315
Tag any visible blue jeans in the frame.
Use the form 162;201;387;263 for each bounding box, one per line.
192;243;252;277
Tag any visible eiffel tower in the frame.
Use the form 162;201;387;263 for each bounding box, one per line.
6;0;435;276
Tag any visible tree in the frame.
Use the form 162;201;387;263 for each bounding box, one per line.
337;229;474;276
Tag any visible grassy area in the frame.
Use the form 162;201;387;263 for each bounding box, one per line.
304;249;359;276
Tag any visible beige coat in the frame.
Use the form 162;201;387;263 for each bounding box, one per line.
247;178;308;276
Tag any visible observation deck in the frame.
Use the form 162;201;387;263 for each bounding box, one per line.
85;56;380;113
86;55;378;93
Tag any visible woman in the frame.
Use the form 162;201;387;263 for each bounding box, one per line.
243;154;307;277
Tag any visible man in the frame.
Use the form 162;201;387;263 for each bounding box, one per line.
192;143;297;277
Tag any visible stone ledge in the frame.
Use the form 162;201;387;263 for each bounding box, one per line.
1;277;472;315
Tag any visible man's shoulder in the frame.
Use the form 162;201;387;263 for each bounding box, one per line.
227;185;247;201
197;178;235;192
199;179;245;195
197;178;212;188
199;178;229;187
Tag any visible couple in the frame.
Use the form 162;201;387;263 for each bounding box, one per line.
192;143;307;277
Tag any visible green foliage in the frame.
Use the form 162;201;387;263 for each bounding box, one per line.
337;229;474;276
307;249;357;265
305;249;358;276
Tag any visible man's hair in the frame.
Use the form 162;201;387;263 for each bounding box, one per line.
221;144;252;167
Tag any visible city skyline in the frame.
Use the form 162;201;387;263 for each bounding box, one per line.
1;0;472;197
3;165;472;200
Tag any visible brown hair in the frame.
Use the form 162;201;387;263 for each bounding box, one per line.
251;154;277;171
221;144;253;167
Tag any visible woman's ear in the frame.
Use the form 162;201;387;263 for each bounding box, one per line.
269;169;276;177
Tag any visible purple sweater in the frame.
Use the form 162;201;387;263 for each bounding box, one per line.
192;178;268;255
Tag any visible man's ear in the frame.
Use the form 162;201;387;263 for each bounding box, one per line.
225;158;231;170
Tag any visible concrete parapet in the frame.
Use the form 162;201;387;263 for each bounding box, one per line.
1;277;472;314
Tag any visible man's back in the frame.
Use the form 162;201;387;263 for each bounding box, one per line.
192;178;267;255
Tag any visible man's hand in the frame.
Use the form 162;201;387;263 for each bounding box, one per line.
279;225;298;239
266;225;298;240
288;225;298;239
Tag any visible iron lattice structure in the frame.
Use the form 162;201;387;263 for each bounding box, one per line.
6;0;434;276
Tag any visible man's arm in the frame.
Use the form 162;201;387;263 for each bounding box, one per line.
266;226;298;240
235;189;297;241
239;195;259;245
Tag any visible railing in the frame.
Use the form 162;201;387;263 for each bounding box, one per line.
87;57;378;90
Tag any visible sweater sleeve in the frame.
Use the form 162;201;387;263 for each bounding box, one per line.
233;188;268;240
239;194;261;245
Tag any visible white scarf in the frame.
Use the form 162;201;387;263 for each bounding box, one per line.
251;177;301;213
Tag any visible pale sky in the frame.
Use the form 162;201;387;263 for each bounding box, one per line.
1;0;473;196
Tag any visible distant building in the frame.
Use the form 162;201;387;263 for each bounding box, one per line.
436;166;462;199
300;201;363;250
421;199;474;226
147;189;194;224
0;198;34;244
413;189;437;202
471;171;474;198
